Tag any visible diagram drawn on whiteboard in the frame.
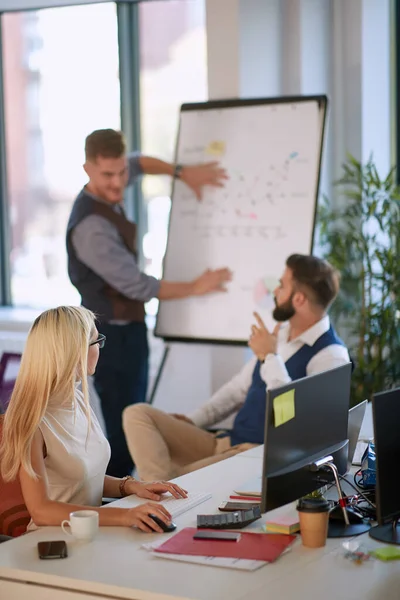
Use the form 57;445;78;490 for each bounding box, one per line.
177;147;307;241
253;276;279;311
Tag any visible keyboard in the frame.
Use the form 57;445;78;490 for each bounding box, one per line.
352;441;369;465
160;492;212;519
197;507;262;530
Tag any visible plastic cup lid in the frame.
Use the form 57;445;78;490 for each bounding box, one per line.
296;497;330;513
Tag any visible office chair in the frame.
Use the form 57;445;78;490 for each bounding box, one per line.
0;416;30;537
0;354;113;509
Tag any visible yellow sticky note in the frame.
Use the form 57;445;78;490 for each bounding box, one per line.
273;390;295;427
205;140;226;156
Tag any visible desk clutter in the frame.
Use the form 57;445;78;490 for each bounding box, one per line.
142;498;295;571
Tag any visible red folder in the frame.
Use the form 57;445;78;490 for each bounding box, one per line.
154;528;295;562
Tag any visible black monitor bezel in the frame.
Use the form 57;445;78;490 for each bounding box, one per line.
260;363;352;513
371;387;400;526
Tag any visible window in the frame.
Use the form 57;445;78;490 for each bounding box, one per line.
2;2;120;307
139;0;208;315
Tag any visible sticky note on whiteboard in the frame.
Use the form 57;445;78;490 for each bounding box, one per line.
205;140;226;156
273;390;295;427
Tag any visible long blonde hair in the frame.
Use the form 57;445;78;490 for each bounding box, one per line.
0;306;95;481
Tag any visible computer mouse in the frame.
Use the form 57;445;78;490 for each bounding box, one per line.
149;514;177;533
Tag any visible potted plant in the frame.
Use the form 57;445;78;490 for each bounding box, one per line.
317;155;400;405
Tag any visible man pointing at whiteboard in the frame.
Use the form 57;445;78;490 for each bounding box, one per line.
66;128;231;477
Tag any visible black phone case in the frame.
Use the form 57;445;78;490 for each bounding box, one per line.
193;531;240;541
38;540;68;559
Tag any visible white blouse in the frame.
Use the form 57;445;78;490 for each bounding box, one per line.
28;384;111;530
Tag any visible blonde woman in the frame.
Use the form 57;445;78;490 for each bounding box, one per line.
0;306;187;533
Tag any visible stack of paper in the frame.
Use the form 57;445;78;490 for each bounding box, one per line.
263;514;300;535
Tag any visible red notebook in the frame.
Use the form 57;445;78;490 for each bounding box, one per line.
154;528;295;562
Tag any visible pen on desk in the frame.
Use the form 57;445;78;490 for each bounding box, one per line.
229;495;261;501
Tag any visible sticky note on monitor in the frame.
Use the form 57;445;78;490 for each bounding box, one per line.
273;389;295;427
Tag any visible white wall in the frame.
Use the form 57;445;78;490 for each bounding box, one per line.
206;0;391;194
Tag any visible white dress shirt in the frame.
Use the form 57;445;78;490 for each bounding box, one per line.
189;315;350;429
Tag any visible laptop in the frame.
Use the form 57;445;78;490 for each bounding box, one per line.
235;400;369;496
347;400;368;465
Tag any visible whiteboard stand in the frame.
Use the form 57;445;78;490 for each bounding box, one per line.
147;344;170;405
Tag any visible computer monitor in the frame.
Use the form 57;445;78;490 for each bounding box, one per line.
347;399;368;465
260;363;352;513
369;387;400;545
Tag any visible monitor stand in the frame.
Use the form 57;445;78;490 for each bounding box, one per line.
369;518;400;545
328;505;371;538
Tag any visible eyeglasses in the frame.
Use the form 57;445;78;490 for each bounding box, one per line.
89;334;106;349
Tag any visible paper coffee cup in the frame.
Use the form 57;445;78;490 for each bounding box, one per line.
296;498;330;548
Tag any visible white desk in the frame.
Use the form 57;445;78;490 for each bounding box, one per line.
0;448;398;600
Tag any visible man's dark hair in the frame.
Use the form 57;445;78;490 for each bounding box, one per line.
286;254;339;309
85;129;126;162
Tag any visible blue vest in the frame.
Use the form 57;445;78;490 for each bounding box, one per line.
229;325;346;446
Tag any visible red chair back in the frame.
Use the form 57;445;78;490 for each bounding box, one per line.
0;417;30;536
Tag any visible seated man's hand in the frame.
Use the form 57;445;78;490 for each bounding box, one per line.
171;413;194;425
248;312;280;361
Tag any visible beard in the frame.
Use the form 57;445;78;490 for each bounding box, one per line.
273;294;295;322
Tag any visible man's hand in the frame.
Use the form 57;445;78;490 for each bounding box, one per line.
125;479;188;501
192;268;232;295
181;162;228;200
248;312;280;361
171;413;194;425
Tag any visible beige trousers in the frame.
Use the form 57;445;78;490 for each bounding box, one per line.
122;404;258;481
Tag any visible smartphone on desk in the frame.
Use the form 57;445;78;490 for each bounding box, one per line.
218;501;260;512
193;531;241;541
38;540;68;559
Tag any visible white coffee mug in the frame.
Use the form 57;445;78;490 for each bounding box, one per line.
61;510;99;541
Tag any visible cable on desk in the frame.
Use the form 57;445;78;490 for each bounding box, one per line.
339;474;376;509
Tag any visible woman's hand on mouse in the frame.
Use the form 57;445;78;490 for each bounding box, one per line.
127;480;188;501
123;502;172;533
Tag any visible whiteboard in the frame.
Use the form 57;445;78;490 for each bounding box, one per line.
155;96;327;344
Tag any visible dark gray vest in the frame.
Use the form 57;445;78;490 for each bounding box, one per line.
66;191;145;323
